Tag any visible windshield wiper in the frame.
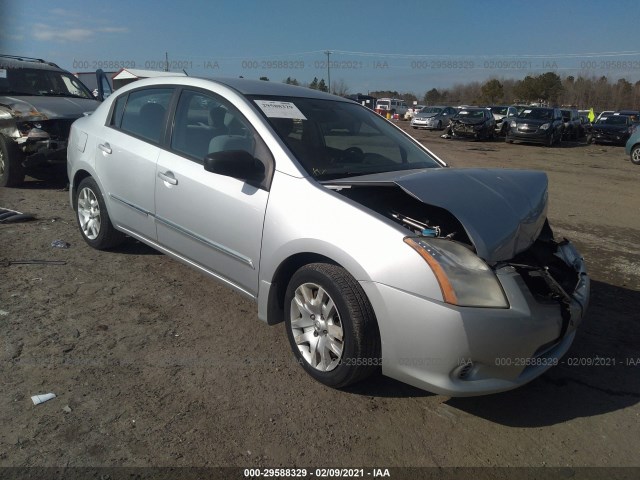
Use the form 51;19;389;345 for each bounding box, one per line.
41;92;90;99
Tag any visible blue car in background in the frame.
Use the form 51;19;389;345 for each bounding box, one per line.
625;128;640;165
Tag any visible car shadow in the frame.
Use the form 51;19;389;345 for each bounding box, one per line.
343;374;434;398
16;165;70;190
110;237;163;255
446;279;640;426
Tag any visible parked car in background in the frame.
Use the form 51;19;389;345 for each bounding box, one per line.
375;98;408;118
595;110;614;123
560;108;581;140
404;104;425;120
505;107;564;147
588;113;637;145
0;54;99;186
67;76;589;396
449;108;496;140
614;109;640;121
625;128;640;165
489;105;518;136
410;106;457;130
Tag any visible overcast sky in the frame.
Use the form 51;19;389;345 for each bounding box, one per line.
2;0;640;95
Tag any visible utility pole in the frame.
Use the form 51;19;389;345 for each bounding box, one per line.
324;50;332;93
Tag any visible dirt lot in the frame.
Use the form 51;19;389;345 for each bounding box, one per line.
1;127;639;475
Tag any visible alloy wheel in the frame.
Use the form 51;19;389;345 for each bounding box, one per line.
289;282;344;372
77;187;102;240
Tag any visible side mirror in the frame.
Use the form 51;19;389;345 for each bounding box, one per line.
204;150;265;186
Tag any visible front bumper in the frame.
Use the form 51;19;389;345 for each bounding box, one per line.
451;124;484;138
411;118;440;129
361;241;589;396
592;131;629;145
16;137;69;167
507;128;552;145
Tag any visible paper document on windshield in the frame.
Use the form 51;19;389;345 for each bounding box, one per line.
254;100;307;120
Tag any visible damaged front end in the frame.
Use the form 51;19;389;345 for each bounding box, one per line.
0;103;76;168
505;225;589;340
325;167;589;335
450;118;484;138
325;167;589;393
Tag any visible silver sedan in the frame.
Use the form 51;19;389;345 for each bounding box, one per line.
411;106;457;130
67;77;590;396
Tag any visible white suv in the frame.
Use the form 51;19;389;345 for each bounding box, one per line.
375;98;408;118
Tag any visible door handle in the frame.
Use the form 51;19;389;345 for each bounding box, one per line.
158;171;178;185
98;143;112;154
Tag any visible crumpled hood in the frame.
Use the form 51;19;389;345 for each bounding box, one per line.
0;95;99;120
327;168;548;262
453;117;485;125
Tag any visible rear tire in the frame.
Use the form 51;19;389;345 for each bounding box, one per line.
285;263;380;388
0;135;25;187
74;177;125;250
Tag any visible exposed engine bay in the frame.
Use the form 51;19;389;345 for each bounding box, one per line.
334;184;473;247
330;182;585;317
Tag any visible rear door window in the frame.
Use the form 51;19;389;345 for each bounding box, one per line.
116;88;173;144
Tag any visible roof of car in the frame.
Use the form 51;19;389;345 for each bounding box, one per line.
0;54;64;71
201;76;350;101
111;74;351;102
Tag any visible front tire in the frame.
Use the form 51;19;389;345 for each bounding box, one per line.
285;263;380;388
0;135;25;187
546;133;554;147
74;177;125;249
631;145;640;165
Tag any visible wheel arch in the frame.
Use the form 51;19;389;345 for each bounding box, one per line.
264;252;342;325
71;169;92;197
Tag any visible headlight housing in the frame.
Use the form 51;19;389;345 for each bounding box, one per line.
540;123;550;130
404;237;509;308
510;120;517;128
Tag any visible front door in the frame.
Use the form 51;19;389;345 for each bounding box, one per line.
154;88;271;297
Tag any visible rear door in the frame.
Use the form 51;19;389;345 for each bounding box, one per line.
94;87;174;241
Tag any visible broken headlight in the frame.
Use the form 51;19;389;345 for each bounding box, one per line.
404;237;509;308
18;122;50;139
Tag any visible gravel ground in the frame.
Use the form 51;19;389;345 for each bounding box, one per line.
1;126;639;477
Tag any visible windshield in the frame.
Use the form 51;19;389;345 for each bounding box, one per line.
518;108;553;120
0;67;94;98
490;107;508;115
597;115;629;125
456;109;485;119
250;96;442;180
420;107;443;114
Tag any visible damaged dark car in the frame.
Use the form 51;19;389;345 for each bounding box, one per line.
587;113;638;146
449;108;496;140
0;54;99;186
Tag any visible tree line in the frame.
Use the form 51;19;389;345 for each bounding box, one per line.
383;73;640;111
275;72;640;111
